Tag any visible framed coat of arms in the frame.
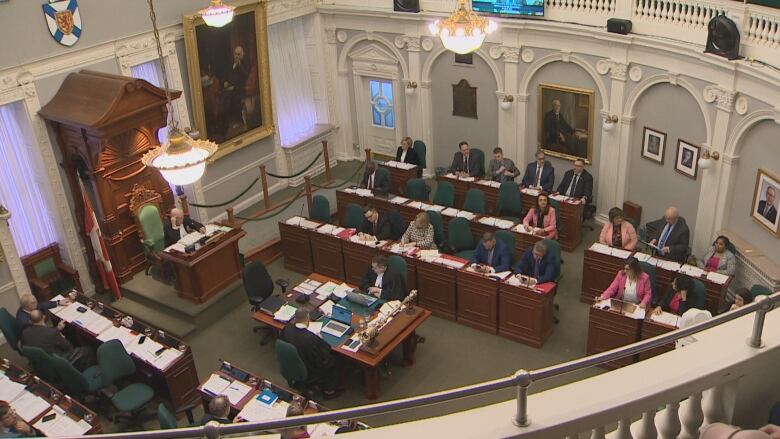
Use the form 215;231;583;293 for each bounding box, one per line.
42;0;82;47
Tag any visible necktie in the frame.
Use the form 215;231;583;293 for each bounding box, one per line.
535;166;542;187
659;224;673;249
464;155;468;171
534;258;541;279
567;174;579;197
373;221;377;235
368;174;374;189
766;204;772;216
487;249;493;266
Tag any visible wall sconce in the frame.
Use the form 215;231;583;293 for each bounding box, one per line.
500;94;514;110
698;150;721;170
602;114;619;131
405;81;418;95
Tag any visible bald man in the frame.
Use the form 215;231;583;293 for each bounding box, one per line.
164;208;205;247
650;207;690;263
200;395;232;425
16;293;70;333
21;310;95;371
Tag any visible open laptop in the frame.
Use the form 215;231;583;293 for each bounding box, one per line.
321;305;352;338
346;291;378;307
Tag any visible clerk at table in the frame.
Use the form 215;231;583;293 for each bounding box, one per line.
164;208;205;247
450;141;481;178
556;158;592;203
395;137;420;166
359;255;405;300
649;206;690;263
470;232;512;273
599;207;638;250
280;309;342;399
521;150;555;192
597;257;652;308
522;192;557;239
513;241;559;283
653;275;705;316
360;161;390;195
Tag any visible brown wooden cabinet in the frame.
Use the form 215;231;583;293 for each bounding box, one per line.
498;282;555;347
310;233;345;281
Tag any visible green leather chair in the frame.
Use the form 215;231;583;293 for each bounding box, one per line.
549;198;562;236
20;346;60;384
495;230;516;265
50;354;102;398
690;279;708;310
448;218;475;260
375;167;391;194
310;195;331;223
470;148;486;178
405;178;429;201
542;239;562;281
463;188;485;214
626;218;639;232
129;186;167;277
413;140;427;177
640;261;658;304
276;339;309;391
495;181;522;220
344;203;365;229
157;403;178;430
433;181;455;207
0;308;21;355
426;211;445;246
21;243;81;300
387;255;409;297
750;284;772;297
97;340;155;423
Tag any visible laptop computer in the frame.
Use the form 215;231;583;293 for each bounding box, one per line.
321;305;352;338
346;291;378;307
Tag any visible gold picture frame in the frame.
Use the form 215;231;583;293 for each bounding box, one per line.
751;168;780;238
183;0;274;161
537;83;595;164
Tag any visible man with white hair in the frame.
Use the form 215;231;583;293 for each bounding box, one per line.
163;207;205;247
650;206;690;263
15;293;70;332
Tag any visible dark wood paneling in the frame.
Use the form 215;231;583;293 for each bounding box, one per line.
342;240;380;286
278;223;313;274
586;306;641;369
498;283;555;347
456;270;498;334
311;233;345;281
416;260;457;320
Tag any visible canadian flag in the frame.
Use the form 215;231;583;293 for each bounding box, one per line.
78;177;122;300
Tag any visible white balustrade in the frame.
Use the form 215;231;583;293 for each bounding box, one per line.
680;392;705;439
703;385;726;425
615;418;633;439
634;411;658;439
657;402;681;439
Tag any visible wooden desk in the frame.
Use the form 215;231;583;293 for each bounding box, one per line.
520;192;584;251
586;305;641;369
415;258;459;320
511;229;544;257
252;273;430;400
310;232;346;281
498;281;555;348
639;318;676;361
653;264;732;314
472;180;500;213
436;175;470;208
581;248;629;303
278;222;314;275
0;360;102;435
379;163;418;194
456;270;499;334
342;240;381;286
160;228;246;304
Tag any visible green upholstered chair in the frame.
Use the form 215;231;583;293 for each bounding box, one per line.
640;261;658;304
626;218;639;232
470;148;486;178
276;339;309;391
448;217;475;260
405;178;429;201
750;284;772;297
97;340;155;423
0;308;21;355
433;181;455;207
495;181;523;220
129;184;167;277
20;346;60;384
21;243;82;301
542;239;562;281
50;354;103;398
413;140;427;175
426;211;445;246
495;230;516;265
375;167;391;195
310;195;331;223
344;203;365;229
388;255;409;296
463;188;485;214
157;403;178;429
691;279;707;310
549;198;562;235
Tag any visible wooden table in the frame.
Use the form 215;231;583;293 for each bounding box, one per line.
379;163;418;194
498;281;555;348
520;191;584;252
278;221;314;275
0;360;102;435
160;228;246;304
586;305;642;369
252;273;430;400
639;318;676;361
456;270;499;334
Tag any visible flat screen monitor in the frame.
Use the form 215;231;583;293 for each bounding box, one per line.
472;0;544;17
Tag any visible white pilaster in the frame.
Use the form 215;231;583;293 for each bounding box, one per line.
596;60;629;221
0;206;32;298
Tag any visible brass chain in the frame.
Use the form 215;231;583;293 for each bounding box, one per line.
147;0;178;132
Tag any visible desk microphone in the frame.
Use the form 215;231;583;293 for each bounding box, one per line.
297;203;305;226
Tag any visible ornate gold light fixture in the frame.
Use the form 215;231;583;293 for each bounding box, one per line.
428;0;498;55
200;0;235;28
142;0;217;186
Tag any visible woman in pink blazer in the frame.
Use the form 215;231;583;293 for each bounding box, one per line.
598;257;652;307
599;207;637;250
522;193;557;239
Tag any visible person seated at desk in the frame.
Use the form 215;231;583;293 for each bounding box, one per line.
597;257;652;308
470;232;512;273
358;206;395;241
649;206;690;263
728;288;753;312
164;208;206;247
200;396;232;425
359;255;405;300
395;137;420;166
652;275;705;316
400;212;435;250
16;293;70;333
0;401;34;438
487;147;518;183
696;235;736;276
280;309;342;400
599;207;637;251
450;141;480;178
513;241;558;284
359;161;390;195
522;193;557;239
281;401;309;439
521;150;555;192
21;310;95;371
556;158;593;204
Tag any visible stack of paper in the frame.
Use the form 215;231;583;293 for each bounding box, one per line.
0;376;26;402
550;194;566;201
418;202;434;211
150;348;183;370
389;196;409;204
299;219;321;230
73;310;113;335
611;248;632;259
178;231;203;247
444;173;458;179
427;204;445;212
634;252;653;262
512;224;534;235
201;374;232;396
523;188;541;196
317;224;337;234
657;260;682;271
441;208;459;217
53;302;84;323
128;338;166;366
478;217;497;226
204;224;222;235
96;325;139;348
396;162;416;170
319;300;335;318
329;226;345;236
436;257;466;269
589;243;613;255
12;392;51;422
236;397;288;422
285;216;304;226
355;189;373;197
164;243;186;253
461;176;476;182
332;283;352;299
651;311;680;328
382;160;400;168
418;249;439;259
407;201;423;209
222;380;252;405
33;406;91;437
505;275;521;287
706;271;729;284
495;219;514;229
492;271;513;280
342;187;357;194
679;264;705;278
273;304;297;323
307;321;323;337
293;282;317;296
309;423;342;438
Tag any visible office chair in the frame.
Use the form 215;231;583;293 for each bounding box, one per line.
157;403;178;429
387;255;408;298
433;181;455;207
751;284;772;297
495;181;522;221
494;230;516;266
404;178;429;201
243;261;289;345
448;217;475;260
463;188;485;214
50;354;103;400
412;140;426;177
0;308;21;355
20;346;60;384
640;262;658;306
97;340;155;427
275;340;313;397
310;195;332;223
343;203;365;229
426;210;445;248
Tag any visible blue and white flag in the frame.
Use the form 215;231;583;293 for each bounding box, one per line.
42;0;82;47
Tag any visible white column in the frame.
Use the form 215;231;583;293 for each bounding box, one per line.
515;94;530;163
0;206;32;298
419;80;434;175
397;36;423;142
325;26;355;161
491;45;519;159
596;61;629;222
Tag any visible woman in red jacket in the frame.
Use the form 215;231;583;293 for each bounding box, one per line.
522;193;558;239
598;257;652;308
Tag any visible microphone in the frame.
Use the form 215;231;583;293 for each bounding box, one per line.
297;202;305;226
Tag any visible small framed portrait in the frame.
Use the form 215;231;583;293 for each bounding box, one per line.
751;168;780;237
537;83;595;164
675;140;700;180
641;127;666;164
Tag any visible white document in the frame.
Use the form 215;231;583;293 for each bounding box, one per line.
523;188;540;196
589;243;613;255
96;325;139;348
456;211;475;220
151;348;183;370
478;217;497;226
550;194;566;202
650;311;680;328
427;204;445;212
706;271;729;284
307;321;323;337
330;226;345;236
634;252;653;262
319;300;335;318
383;160;399;168
437;257;466;269
236;398;288;423
495;219;514;229
389;196;409;204
492;271;513;280
34;406;91;437
594;299;611;309
657;260;682;272
461;176;476;182
628;306;647;320
340;335;362;352
74;311;113;335
201;374;232;396
223;380;252;406
441;207;459;217
285;216;305;225
679;264;705;278
355;189;373;197
316;282;339;296
0;376;26;402
129;338;165;366
418;203;434;211
299;219;321;230
512;224;534;235
317;224;337;234
379;301;400;318
273;304;297;323
342;187;357;194
406;201;423;209
309;423;342;438
11;391;51;422
164;243;186;253
53;302;83;323
444;173;457;179
331;283;352;299
418;249;439;259
205;224;221;235
397;162;416;170
611;248;632;259
505;275;521;287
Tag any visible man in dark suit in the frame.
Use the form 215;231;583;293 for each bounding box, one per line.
470;232;512;273
358;206;395;241
450;141;480;178
21;310;95;371
521;150;555;192
164;208;206;247
359;256;405;300
280;309;342;399
200;396;232;425
649;206;690;263
395;137;420;166
757;186;777;224
556;158;593;203
16;293;70;333
359;161;390;195
513;241;559;284
543;99;587;157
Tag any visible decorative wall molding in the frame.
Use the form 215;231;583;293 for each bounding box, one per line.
0;208;31;299
337;32;409;77
703;85;736;113
596;59;628;81
421;45;504;91
488;45;520;63
394;35;421;52
735;97;749;115
629;65;643;82
521;48;535;63
336;30;348;43
421;38;434;52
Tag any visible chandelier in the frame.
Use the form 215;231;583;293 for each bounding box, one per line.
142;0;217;186
428;0;498;55
200;0;235;28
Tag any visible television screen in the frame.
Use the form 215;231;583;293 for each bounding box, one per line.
472;0;544;17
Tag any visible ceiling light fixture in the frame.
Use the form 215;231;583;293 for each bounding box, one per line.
428;0;497;55
200;0;235;28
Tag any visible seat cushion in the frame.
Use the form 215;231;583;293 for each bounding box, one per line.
112;383;154;412
455;250;474;260
82;365;104;392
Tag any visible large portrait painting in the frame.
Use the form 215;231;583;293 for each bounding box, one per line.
183;1;274;161
537;83;595;164
751;168;780;237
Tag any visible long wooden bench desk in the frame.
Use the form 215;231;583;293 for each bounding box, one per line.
378;162;418;194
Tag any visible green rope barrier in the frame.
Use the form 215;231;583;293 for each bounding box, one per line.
311;161;365;189
235;186;307;222
266;152;323;179
190;177;260;209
